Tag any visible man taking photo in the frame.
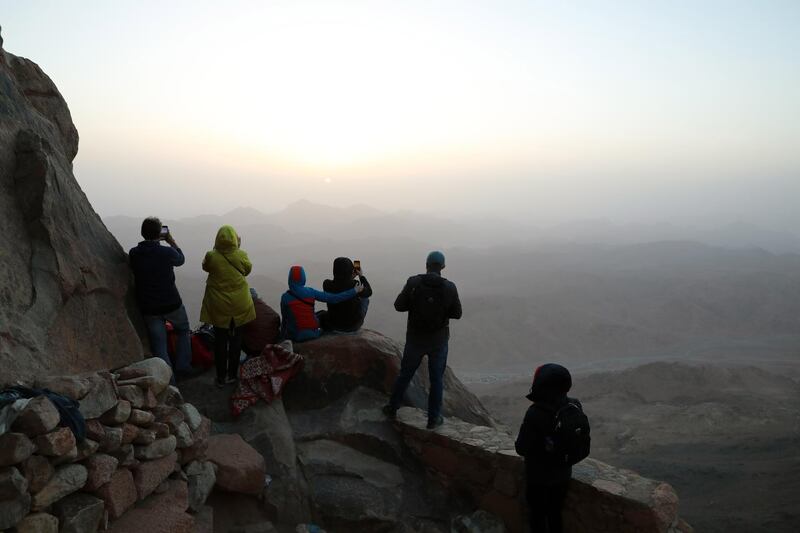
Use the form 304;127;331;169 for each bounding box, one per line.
129;216;195;383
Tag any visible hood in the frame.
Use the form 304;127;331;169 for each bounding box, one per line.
526;363;572;402
288;265;307;288
214;225;240;253
332;257;354;281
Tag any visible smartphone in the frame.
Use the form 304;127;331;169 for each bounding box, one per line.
353;260;361;271
160;225;169;240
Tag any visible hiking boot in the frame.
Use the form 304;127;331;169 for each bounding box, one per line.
382;404;397;419
426;415;444;430
215;379;225;389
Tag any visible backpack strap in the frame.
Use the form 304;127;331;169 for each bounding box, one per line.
222;253;246;276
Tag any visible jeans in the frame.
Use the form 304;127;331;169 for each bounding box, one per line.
214;322;243;383
143;305;193;384
388;336;448;420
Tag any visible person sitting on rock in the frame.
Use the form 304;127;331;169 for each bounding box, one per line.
129;217;195;383
318;257;373;332
515;363;575;533
200;225;256;388
382;251;462;429
242;288;281;357
280;265;362;342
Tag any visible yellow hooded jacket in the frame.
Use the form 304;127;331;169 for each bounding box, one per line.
200;225;256;328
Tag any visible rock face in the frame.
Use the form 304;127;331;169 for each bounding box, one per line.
0;27;143;384
206;433;266;495
285;329;496;427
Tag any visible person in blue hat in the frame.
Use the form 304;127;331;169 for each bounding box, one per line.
383;251;462;429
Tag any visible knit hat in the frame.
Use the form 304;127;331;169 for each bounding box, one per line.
426;250;445;268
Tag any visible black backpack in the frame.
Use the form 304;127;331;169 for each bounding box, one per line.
551;399;591;466
409;279;448;332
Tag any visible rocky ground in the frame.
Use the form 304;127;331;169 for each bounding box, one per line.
471;361;800;533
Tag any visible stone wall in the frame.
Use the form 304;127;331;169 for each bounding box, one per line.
395;407;693;533
0;358;217;532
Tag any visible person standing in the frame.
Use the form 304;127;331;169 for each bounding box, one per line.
515;363;579;533
129;217;194;383
383;251;462;429
200;225;256;388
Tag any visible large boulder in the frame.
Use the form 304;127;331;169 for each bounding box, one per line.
285;329;495;427
109;480;194;533
216;399;312;524
288;386;404;464
52;493;105;533
206;433;266;495
297;439;404;530
31;464;88;511
0;28;143;384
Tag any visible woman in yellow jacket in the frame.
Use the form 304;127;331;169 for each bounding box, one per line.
200;225;256;387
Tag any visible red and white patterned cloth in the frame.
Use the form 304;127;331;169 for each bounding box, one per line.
230;343;304;417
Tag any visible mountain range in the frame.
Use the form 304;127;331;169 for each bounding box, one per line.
104;201;800;376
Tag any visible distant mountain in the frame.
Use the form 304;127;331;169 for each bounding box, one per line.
539;219;800;253
104;201;800;253
105;205;800;375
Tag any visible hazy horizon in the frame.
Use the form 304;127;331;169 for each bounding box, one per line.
2;0;799;228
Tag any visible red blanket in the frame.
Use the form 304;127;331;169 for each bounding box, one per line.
230;343;304;417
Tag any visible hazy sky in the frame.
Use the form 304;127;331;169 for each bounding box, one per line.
2;1;799;226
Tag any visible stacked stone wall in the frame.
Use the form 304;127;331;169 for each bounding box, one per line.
0;358;216;532
395;407;693;533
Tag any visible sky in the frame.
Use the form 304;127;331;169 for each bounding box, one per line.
1;0;799;227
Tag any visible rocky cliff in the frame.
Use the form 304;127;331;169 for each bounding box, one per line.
0;28;143;382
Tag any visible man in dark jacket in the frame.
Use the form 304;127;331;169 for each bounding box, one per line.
320;257;373;332
129;217;193;382
383;251;462;429
515;363;574;533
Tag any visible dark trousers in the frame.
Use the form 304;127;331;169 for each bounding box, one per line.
388;335;448;420
213;323;243;383
527;482;569;533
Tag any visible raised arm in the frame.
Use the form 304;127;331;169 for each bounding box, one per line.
359;276;373;298
311;287;358;304
164;233;185;267
239;251;253;276
448;282;462;319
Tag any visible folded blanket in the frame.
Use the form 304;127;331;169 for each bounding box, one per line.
230;343;304;417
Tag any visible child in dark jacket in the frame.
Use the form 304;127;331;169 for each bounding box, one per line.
320;257;372;332
515;363;574;533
